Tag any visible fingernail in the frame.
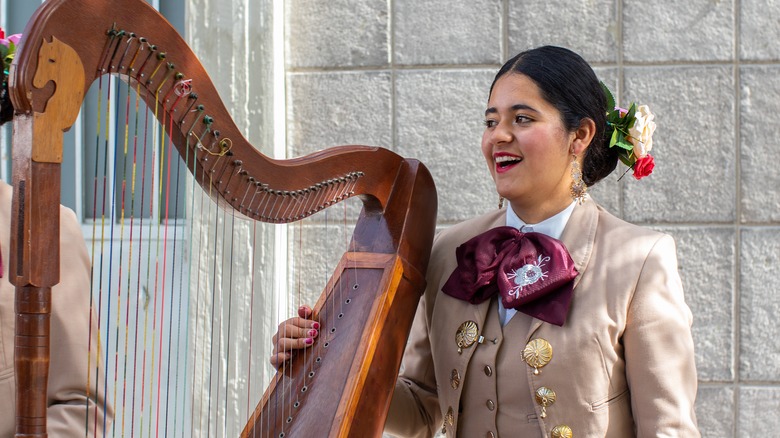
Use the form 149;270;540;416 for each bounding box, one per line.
312;322;320;330
308;329;318;337
304;338;313;345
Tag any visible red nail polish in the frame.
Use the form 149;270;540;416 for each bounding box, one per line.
308;329;318;337
304;337;313;345
312;322;320;330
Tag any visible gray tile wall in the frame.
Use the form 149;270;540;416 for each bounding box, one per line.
285;1;780;436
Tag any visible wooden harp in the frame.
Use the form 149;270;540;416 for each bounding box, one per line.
7;0;436;436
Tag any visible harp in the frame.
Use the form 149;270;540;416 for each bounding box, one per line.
7;0;436;436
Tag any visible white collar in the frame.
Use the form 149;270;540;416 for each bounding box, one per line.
504;201;576;239
499;201;576;326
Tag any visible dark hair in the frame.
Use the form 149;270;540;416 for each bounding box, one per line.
489;46;617;186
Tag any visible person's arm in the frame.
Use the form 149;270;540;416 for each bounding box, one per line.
46;207;113;437
623;234;699;437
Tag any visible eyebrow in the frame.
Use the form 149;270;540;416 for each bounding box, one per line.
485;103;539;117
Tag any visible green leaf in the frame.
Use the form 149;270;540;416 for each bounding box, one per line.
610;128;619;147
600;81;615;111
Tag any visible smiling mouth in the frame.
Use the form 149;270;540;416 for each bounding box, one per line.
495;155;523;172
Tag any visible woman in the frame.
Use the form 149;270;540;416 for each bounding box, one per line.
272;46;699;437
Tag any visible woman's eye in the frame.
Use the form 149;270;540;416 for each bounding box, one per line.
515;115;531;124
484;119;497;128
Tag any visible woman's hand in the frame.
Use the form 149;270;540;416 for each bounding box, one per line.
270;305;320;369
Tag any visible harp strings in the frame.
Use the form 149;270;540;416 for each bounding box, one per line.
75;24;363;438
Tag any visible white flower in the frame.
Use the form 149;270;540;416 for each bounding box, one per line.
628;104;656;158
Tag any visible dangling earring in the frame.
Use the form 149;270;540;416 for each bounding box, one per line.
570;157;587;205
498;197;505;209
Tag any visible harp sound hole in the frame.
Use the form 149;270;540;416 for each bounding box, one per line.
345;299;352;304
286;417;293;424
294;401;300;408
352;284;359;290
308;371;315;378
316;357;322;363
301;386;308;393
324;342;330;348
279;434;285;438
338;313;344;319
330;328;336;334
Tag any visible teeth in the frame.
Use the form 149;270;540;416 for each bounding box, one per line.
495;155;522;163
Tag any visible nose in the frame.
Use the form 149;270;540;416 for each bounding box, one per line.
488;120;513;145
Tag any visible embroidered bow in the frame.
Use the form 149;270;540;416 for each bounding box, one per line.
442;227;578;326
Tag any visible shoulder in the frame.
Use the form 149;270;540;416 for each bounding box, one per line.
592;202;671;255
432;209;505;254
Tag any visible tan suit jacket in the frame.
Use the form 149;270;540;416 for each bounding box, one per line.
386;199;699;438
0;181;110;437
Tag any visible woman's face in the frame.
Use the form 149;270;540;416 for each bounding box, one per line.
481;73;577;222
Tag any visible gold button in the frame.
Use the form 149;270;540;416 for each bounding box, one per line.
445;407;454;426
486;399;495;411
484;365;493;376
535;386;556;418
487;432;496;438
523;338;553;375
551;424;573;438
450;369;461;389
455;321;479;354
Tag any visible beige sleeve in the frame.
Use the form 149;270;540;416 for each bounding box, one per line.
623;234;700;437
384;289;441;438
46;207;113;437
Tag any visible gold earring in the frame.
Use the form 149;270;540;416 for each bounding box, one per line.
570;157;587;204
498;197;505;209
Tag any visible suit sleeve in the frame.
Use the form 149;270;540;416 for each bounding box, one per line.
46;207;113;437
623;234;699;437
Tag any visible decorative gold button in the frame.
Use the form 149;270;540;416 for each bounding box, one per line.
486;399;495;411
445;407;454;426
450;369;461;389
487;432;496;438
484;365;493;376
551;424;573;438
523;338;553;375
535;386;556;419
456;321;479;354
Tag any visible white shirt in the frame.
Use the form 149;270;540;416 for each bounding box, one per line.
498;202;577;326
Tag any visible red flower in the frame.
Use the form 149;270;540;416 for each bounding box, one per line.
0;27;5;40
632;154;655;180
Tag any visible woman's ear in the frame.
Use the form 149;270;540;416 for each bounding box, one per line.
570;117;596;156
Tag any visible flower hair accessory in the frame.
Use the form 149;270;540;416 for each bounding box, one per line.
601;82;656;180
1;27;22;83
1;27;22;125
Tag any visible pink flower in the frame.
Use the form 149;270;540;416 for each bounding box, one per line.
632;155;655;180
1;33;21;48
615;106;628;117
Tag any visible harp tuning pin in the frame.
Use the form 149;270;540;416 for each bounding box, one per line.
129;32;137;38
150;45;158;51
158;52;167;60
233;160;242;166
139;37;147;43
167;62;175;70
189;92;198;99
213;130;221;138
117;30;127;37
175;72;184;80
203;116;213;125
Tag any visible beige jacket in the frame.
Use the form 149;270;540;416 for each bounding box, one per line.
0;181;110;437
386;199;699;438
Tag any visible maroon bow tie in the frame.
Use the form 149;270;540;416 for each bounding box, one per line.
441;226;578;326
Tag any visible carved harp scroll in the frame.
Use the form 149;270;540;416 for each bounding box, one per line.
8;0;437;436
